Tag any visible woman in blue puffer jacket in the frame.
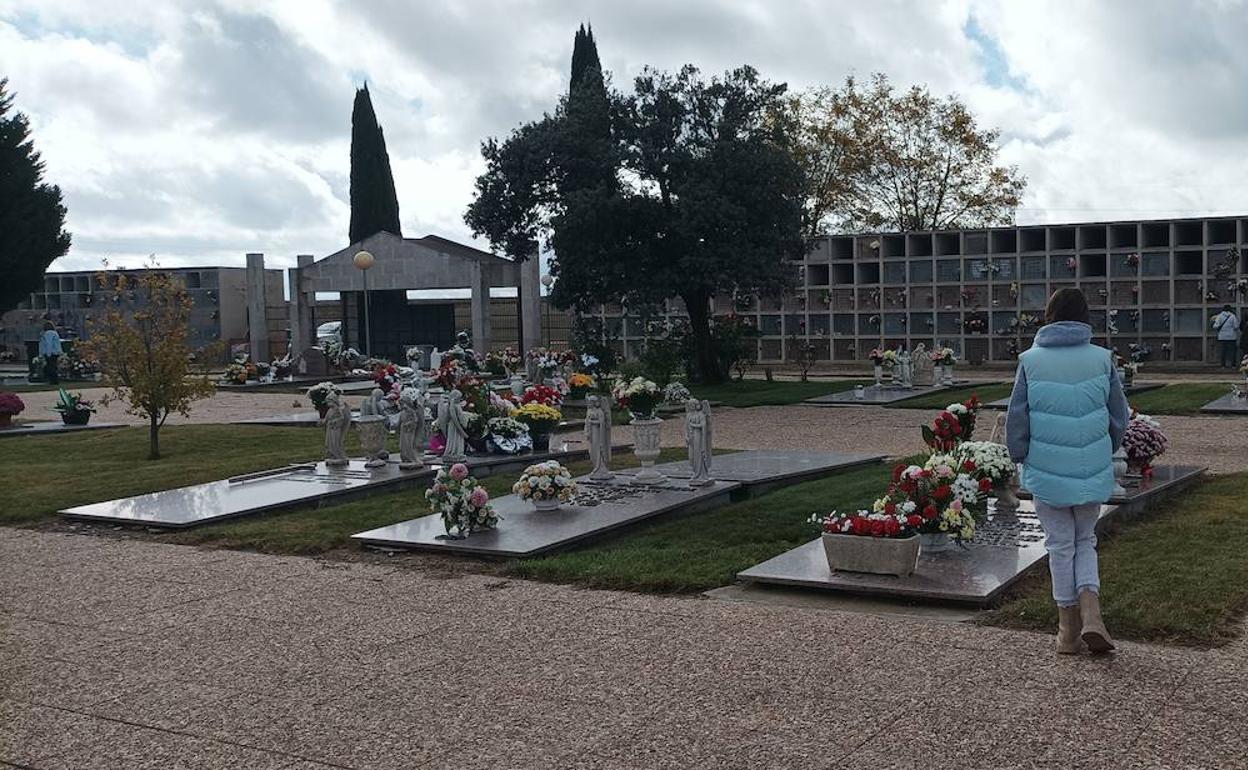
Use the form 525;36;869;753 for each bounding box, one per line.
1006;288;1130;655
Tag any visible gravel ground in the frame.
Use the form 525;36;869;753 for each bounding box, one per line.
15;386;1246;474
3;528;1246;770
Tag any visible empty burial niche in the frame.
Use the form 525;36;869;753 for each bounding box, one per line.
1020;228;1046;252
1081;254;1108;277
856;262;881;284
1050;227;1076;250
907;233;933;256
1078;225;1107;251
990;230;1018;254
1109;224;1138;249
964;232;989;255
1175;250;1204;275
882;234;906;258
830;237;854;260
1207;219;1236;245
807;264;830;286
831;264;854;285
935;232;961;256
1175;221;1203;247
1141;222;1170;248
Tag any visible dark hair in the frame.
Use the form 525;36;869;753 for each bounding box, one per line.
42;320;54;331
1224;304;1233;312
1044;288;1090;325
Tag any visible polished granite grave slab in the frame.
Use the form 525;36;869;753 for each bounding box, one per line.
59;445;604;529
1017;463;1205;509
803;383;958;406
234;412;584;432
1200;392;1248;415
352;476;738;557
0;421;126;439
984;381;1165;409
738;500;1107;606
615;450;884;496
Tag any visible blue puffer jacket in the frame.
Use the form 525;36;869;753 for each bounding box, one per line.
1006;321;1130;507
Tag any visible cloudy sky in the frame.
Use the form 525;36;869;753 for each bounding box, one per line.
4;0;1248;273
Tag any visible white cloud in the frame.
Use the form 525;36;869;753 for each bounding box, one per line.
3;0;1248;275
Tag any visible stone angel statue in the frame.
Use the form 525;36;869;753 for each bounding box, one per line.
584;394;614;481
437;389;470;462
685;399;714;487
321;391;351;468
398;388;427;470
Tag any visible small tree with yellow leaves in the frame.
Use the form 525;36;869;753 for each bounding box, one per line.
81;269;219;459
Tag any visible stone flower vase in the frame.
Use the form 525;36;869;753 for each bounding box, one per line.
919;532;952;554
932;364;944;385
354;415;388;468
0;413;12;429
993;475;1021;512
941;364;955;386
533;496;562;512
873;365;883;387
630;417;666;485
821;533;920;578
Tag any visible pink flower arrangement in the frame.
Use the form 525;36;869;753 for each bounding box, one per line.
425;464;497;536
450;463;469;480
1123;411;1167;471
0;392;25;416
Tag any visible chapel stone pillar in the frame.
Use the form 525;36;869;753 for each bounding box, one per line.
245;253;269;363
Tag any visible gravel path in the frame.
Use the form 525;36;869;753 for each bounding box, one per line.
2;528;1244;769
15;386;1246;474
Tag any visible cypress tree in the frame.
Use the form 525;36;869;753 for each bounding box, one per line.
561;24;614;196
349;84;402;244
0;78;71;314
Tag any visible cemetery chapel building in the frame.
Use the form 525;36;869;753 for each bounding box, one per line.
585;214;1248;366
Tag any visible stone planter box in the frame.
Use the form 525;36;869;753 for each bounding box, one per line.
821;533;920;578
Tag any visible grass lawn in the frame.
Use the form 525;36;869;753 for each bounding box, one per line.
1127;382;1236;416
689;378;869;408
0;425;339;526
892;382;1014;410
509;460;892;593
982;472;1248;646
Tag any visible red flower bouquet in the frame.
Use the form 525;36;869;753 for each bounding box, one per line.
521;384;563;408
921;394;980;451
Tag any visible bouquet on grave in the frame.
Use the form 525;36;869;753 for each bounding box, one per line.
512;460;578;503
868;456;988;542
929;347;957;366
951;441;1015;485
522;384;564;409
922;395;981;452
1122;411;1167;475
809;508;921;539
568;373;597;399
611;376;662;420
426;462;497;537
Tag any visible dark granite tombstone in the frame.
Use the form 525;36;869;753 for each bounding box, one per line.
297;347;329;377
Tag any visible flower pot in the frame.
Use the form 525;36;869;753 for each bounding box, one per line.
919;532;952;554
630;417;666;485
533;497;562;512
532;431;551;452
821;533;919;578
873;365;883;387
0;413;11;428
61;410;91;427
932;364;943;385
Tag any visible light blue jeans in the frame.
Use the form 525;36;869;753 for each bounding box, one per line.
1033;501;1102;607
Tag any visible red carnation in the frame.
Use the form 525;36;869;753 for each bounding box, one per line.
882;518;901;536
884;502;897;515
923;504;938;519
979;477;993;492
933;486;952;501
907;514;923;527
962;459;976;471
892;464;906;482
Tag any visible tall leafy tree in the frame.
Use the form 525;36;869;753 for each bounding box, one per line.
795;73;1025;233
0;78;71;314
551;66;805;382
348;84;402;244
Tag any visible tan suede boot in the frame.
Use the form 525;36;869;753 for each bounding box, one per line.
1078;589;1116;653
1056;605;1086;655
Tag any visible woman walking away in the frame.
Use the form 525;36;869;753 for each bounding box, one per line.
1006;288;1129;654
1212;304;1240;368
39;321;62;385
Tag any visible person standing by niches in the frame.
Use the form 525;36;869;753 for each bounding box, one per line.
1006;288;1129;655
1212;304;1240;368
39;320;63;385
